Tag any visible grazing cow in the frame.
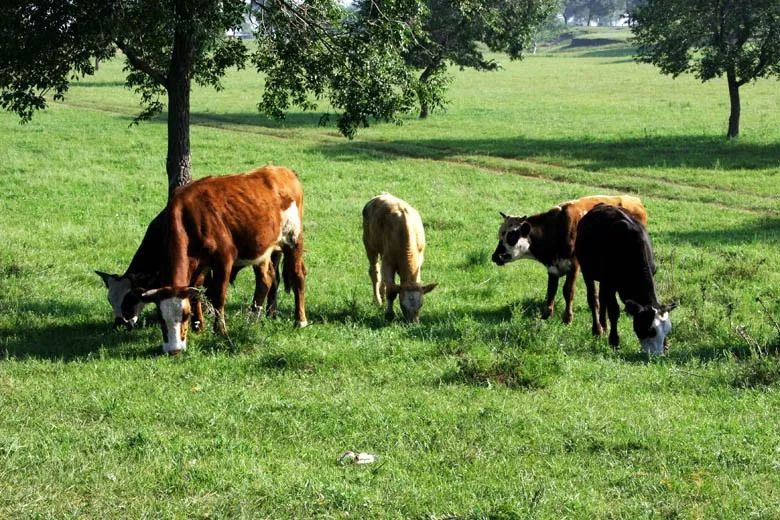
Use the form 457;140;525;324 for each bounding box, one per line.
575;203;677;354
362;193;437;323
96;209;281;330
139;165;307;354
491;195;647;323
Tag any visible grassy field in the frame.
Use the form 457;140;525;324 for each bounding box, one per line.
1;33;779;518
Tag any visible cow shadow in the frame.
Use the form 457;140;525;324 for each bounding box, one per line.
0;301;162;361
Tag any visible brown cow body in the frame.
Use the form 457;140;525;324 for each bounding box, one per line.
362;193;436;323
141;166;307;353
491;195;647;323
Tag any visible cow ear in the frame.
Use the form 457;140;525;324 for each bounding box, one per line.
95;270;114;287
386;284;401;298
499;211;509;220
422;283;438;294
624;299;643;316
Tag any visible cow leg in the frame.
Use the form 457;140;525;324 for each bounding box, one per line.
284;242;308;328
265;251;281;318
598;288;608;333
381;261;396;320
562;263;578;324
205;260;232;335
542;273;559;320
584;277;603;336
366;250;382;305
250;260;275;319
604;287;621;349
191;271;207;333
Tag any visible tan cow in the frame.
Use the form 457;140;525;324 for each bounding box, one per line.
492;195;647;323
362;193;437;323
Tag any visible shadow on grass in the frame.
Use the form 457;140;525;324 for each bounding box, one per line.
1;320;161;361
659;217;780;246
72;80;126;88
0;298;168;361
314;134;780;173
190;111;327;131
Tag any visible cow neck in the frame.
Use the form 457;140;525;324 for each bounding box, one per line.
167;203;193;287
398;217;421;283
618;237;661;308
528;208;567;267
123;208;168;286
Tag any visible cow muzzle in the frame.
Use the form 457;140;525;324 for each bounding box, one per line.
114;316;137;330
492;246;511;266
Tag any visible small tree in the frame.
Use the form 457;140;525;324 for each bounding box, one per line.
399;0;557;119
631;0;780;139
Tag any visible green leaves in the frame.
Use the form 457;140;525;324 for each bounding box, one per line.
254;0;425;138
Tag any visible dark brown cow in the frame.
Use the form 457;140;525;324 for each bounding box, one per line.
492;195;647;323
139;166;307;354
575;204;677;353
96;209;281;330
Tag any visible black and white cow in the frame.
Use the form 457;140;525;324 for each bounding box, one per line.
574;203;677;354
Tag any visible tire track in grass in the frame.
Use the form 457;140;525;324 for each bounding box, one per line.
62;101;778;215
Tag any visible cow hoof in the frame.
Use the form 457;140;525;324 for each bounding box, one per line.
192;320;202;333
563;313;573;325
592;325;603;336
541;309;553;320
296;320;309;329
167;349;184;357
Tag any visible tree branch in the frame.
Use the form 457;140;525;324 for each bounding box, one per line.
115;39;168;87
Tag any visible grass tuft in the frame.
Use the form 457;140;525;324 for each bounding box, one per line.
445;347;562;389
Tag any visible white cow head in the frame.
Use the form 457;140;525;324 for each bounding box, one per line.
491;213;534;266
140;286;197;354
625;300;678;355
96;271;146;329
386;282;437;323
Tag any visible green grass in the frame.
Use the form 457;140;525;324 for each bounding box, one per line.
1;38;780;518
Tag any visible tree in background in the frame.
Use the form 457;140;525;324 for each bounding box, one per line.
400;0;557;119
631;0;780;138
561;0;633;26
0;1;431;196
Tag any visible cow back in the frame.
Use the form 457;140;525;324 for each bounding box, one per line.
166;166;303;286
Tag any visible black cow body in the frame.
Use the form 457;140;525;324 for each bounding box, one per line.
575;204;676;354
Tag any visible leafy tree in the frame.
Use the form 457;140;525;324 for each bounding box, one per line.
401;0;557;118
631;0;780;138
0;0;430;197
562;0;627;26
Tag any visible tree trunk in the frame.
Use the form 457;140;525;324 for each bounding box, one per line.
166;1;196;201
726;68;741;139
418;61;439;119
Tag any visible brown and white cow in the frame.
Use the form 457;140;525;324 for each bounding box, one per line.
139;165;307;354
491;195;647;323
575;203;677;353
96;209;281;330
362;193;437;323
